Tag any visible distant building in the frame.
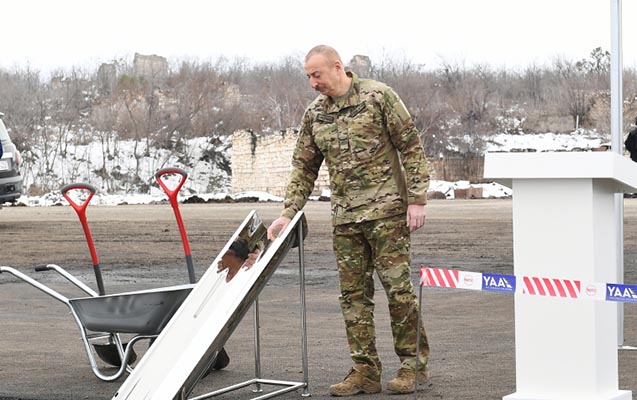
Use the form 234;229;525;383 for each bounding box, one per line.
133;53;168;83
348;55;372;78
97;63;117;95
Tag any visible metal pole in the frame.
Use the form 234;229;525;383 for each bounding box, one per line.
298;223;311;397
610;0;625;347
414;282;423;400
253;298;263;393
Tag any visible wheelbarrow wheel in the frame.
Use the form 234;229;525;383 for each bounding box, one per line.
213;347;230;370
201;347;230;378
93;342;138;367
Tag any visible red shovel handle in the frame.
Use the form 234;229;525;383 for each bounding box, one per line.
61;182;97;214
155;167;188;201
155;167;196;283
61;182;105;295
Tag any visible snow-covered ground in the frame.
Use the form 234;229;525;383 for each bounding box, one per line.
10;130;610;207
485;131;605;152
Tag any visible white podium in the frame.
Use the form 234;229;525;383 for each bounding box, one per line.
484;152;637;400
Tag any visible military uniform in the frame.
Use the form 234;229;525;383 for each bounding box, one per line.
281;71;430;380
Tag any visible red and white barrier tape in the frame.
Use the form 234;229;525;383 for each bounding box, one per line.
420;266;636;303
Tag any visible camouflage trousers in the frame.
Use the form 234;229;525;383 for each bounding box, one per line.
333;213;429;380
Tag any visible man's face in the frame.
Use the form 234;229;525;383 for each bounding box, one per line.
219;249;245;282
304;54;340;97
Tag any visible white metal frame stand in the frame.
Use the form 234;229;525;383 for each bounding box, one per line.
190;225;311;400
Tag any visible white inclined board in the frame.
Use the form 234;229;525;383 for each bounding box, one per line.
112;210;305;400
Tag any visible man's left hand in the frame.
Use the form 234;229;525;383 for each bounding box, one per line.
406;204;426;233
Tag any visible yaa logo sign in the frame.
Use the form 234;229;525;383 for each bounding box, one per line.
606;284;637;303
482;273;516;293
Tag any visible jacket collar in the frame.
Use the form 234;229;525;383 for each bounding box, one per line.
324;71;361;114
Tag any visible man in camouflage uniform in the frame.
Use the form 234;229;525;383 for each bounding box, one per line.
267;45;430;396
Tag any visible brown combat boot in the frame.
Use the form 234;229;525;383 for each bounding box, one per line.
329;368;381;397
386;366;430;394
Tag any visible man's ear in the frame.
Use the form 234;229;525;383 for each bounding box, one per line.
333;60;344;72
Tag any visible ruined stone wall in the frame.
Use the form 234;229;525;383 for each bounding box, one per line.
97;63;117;94
231;129;330;197
134;53;168;82
430;155;483;183
231;129;488;198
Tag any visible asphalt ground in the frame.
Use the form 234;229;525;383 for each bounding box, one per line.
1;200;637;399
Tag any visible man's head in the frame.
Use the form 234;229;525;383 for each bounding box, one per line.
304;45;350;98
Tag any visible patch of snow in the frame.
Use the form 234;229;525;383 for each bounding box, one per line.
11;128;613;207
485;132;603;152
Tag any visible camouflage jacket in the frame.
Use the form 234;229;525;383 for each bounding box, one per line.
281;72;430;226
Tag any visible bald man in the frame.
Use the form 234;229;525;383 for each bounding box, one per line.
268;45;431;396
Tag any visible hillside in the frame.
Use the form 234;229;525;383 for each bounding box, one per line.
8;128;610;206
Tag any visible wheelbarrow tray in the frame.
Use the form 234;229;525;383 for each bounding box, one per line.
69;284;194;335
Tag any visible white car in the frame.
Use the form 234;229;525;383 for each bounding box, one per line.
0;113;23;203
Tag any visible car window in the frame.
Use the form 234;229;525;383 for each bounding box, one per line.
0;119;10;142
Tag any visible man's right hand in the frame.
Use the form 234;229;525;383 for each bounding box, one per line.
267;216;292;241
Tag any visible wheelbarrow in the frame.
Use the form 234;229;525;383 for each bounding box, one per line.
0;167;227;380
0;265;193;381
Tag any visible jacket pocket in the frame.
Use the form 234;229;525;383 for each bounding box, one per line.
313;122;337;157
346;105;385;162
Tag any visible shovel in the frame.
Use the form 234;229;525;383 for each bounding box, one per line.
61;183;105;295
155;168;196;284
155;167;229;371
61;183;137;367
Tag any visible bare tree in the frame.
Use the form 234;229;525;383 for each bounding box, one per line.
4;47;637;193
551;57;596;129
48;67;94;157
112;75;148;189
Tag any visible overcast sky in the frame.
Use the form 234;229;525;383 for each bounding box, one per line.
2;0;635;77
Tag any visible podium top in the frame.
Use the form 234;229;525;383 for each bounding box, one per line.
484;152;637;192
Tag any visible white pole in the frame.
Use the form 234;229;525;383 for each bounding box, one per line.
610;0;625;346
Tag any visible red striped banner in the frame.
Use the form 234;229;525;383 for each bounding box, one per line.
522;276;581;299
421;267;459;288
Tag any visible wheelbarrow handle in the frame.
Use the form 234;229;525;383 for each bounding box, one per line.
0;266;70;304
34;265;49;272
35;264;99;297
